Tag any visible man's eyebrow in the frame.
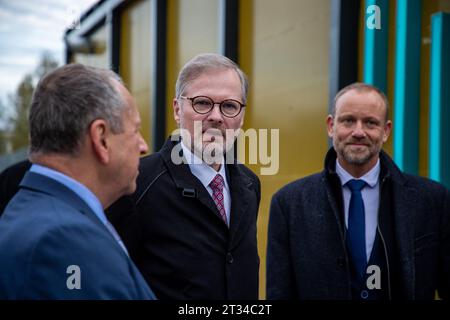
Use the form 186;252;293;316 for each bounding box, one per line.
337;114;354;119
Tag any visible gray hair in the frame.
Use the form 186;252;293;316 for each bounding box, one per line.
29;63;126;155
175;53;249;104
332;82;390;122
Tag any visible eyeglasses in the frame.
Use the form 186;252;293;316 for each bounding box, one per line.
179;95;245;118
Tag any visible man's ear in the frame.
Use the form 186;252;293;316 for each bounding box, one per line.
238;108;245;128
383;120;392;143
326;115;334;138
89;119;110;164
173;98;181;127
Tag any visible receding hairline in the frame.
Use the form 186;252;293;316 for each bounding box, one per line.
332;83;390;122
175;53;249;103
182;67;241;91
28;63;129;155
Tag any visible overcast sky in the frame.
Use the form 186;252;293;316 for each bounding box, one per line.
0;0;98;105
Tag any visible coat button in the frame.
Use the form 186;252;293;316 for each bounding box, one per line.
360;290;369;299
337;257;345;267
227;252;234;264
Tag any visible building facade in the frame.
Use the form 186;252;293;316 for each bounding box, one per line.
65;0;450;297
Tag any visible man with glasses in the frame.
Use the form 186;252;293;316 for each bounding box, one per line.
107;53;261;299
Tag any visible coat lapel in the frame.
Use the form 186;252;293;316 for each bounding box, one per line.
392;178;416;299
160;139;227;225
378;151;416;299
227;163;254;248
160;138;257;239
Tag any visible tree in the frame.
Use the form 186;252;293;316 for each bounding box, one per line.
4;53;59;152
0;98;10;154
8;74;34;150
35;51;59;79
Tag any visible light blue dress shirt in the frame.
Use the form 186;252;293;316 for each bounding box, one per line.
335;159;380;262
181;142;231;226
29;164;128;254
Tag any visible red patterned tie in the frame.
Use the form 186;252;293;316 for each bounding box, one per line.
209;174;227;225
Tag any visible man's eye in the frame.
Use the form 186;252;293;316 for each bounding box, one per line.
222;102;239;110
193;98;212;106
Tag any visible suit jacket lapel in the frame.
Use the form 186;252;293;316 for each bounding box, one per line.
21;172;142;260
20;171;107;232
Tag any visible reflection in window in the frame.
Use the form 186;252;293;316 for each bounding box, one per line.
120;0;153;152
72;24;108;68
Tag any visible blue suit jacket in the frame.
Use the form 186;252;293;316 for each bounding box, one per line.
0;171;156;300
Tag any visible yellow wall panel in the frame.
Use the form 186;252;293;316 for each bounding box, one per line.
166;0;180;137
240;0;330;298
165;0;220;136
120;0;153;153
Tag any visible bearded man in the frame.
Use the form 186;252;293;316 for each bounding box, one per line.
267;82;450;300
107;53;261;300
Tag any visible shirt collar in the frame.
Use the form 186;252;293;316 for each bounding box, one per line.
30;164;106;224
181;141;227;188
335;158;380;188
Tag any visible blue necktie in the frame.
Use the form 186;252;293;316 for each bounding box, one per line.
346;179;367;279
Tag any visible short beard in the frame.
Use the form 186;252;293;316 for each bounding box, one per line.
341;149;372;165
334;141;375;166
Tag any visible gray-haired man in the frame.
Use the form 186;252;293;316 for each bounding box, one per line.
0;64;156;299
107;53;261;299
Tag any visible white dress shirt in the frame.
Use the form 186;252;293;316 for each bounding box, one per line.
335;159;380;262
181;142;231;226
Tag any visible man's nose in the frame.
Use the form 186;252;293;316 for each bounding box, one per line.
352;121;366;138
206;104;224;123
139;135;149;155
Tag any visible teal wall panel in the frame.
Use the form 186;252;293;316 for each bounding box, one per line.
363;0;389;93
393;0;422;174
429;12;450;188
